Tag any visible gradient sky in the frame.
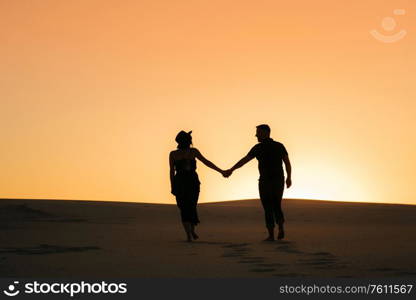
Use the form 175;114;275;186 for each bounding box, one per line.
1;0;415;204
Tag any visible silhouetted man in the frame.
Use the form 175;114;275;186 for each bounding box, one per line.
225;124;292;241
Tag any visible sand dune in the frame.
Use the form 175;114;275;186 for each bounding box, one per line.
0;198;415;278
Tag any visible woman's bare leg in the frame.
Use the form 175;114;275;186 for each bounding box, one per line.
277;221;285;240
191;224;199;240
182;222;193;242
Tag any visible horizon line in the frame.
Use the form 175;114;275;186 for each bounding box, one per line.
0;197;415;207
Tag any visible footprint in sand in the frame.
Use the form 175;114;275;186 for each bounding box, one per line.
222;248;250;260
221;243;251;257
274;241;304;254
221;253;242;258
221;243;283;275
222;243;250;249
296;252;345;269
309;251;335;257
238;257;265;264
233;248;250;253
238;260;264;264
222;243;259;260
256;263;286;267
241;256;265;259
298;258;337;265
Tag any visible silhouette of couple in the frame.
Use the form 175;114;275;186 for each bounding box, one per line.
169;124;292;242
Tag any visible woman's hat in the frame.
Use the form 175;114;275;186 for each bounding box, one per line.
175;130;192;144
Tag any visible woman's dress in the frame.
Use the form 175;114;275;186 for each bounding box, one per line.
172;158;201;225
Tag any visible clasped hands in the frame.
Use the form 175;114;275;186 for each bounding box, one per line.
220;169;233;178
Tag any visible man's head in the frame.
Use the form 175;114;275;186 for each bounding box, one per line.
255;124;271;142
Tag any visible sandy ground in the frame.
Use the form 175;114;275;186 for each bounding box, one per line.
0;198;415;278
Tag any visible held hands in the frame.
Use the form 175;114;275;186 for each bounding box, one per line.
220;169;233;178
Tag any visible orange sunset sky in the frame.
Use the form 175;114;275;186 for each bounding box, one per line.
1;0;415;204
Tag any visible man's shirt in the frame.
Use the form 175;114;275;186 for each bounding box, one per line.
247;138;288;180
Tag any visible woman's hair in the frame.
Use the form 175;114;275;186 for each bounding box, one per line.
175;130;193;149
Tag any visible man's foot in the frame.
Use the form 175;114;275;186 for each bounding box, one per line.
191;232;199;240
263;236;275;242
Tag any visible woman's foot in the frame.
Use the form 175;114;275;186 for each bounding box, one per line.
277;228;285;240
263;236;275;242
191;231;199;240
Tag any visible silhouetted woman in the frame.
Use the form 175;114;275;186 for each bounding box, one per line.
169;131;225;242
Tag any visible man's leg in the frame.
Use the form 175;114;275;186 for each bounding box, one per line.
263;178;285;239
264;201;275;241
267;196;285;240
274;180;285;239
259;180;275;241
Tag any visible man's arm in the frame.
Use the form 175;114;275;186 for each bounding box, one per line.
282;154;292;188
224;155;254;177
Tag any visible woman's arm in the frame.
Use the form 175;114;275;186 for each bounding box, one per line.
169;152;175;193
193;148;224;174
